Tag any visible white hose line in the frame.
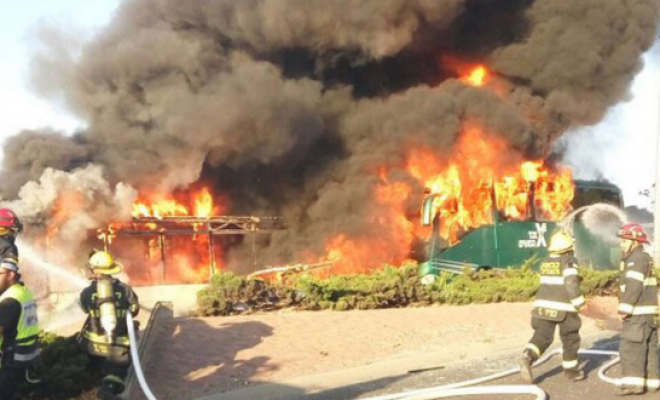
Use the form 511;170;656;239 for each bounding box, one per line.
398;385;546;400
582;349;620;386
127;310;158;400
363;347;622;400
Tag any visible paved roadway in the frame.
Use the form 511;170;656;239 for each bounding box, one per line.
305;337;660;400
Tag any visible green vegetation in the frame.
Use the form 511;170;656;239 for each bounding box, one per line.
17;332;100;400
197;261;621;316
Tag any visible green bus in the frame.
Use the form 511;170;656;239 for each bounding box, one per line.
419;179;624;281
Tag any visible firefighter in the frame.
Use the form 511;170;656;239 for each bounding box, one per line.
0;258;40;400
615;223;659;396
520;230;586;383
79;251;139;400
0;209;22;263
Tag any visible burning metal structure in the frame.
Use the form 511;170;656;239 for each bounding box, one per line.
92;188;286;284
99;215;285;284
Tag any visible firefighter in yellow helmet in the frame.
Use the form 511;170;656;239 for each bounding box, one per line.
520;230;587;383
79;251;139;400
0;258;39;400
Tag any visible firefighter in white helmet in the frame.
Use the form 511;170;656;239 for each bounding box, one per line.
520;230;587;383
79;251;139;400
0;258;39;400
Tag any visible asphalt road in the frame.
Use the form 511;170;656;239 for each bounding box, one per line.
306;336;660;400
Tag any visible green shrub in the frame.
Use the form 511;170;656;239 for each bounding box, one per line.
17;332;100;400
196;261;621;316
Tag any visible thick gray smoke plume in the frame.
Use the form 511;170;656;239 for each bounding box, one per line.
2;0;659;273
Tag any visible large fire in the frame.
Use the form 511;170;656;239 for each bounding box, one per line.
318;176;415;275
131;187;217;219
317;125;574;274
104;187;224;285
312;64;573;275
101;65;573;281
408;127;574;242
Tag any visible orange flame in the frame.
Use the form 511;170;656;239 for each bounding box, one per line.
132;199;188;218
317;170;415;274
103;187;224;284
313;126;575;275
462;65;489;87
521;161;541;182
409;126;574;241
194;188;214;217
131;187;219;219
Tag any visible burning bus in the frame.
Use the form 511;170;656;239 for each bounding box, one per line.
418;170;624;281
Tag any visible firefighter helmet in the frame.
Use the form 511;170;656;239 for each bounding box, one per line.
0;258;18;273
0;209;23;236
87;251;122;275
548;230;574;253
617;223;649;244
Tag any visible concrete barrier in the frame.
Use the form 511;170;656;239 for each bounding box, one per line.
125;302;174;400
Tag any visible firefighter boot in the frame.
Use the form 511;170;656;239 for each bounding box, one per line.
615;386;645;396
97;380;124;400
520;349;535;383
563;368;585;382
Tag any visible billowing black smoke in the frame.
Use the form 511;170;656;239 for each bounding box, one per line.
2;0;658;272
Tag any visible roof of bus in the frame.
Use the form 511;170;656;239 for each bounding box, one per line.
573;179;621;192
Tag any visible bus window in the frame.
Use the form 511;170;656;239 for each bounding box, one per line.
571;187;623;209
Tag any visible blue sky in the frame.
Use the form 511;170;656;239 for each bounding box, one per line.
0;1;658;208
0;0;121;142
561;42;660;210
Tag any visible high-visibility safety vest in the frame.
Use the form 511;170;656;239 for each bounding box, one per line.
0;283;40;367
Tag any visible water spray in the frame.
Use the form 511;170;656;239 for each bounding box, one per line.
17;239;88;288
559;203;628;240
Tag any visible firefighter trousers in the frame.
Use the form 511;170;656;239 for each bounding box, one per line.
528;313;581;370
0;367;25;400
82;337;131;395
90;353;130;395
619;316;659;390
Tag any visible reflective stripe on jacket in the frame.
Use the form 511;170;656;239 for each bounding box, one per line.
0;283;40;366
618;247;659;316
533;252;585;317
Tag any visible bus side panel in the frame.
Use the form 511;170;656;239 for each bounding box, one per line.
434;226;498;266
493;221;555;268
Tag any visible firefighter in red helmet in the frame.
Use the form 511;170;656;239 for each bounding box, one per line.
0;209;22;265
615;223;659;396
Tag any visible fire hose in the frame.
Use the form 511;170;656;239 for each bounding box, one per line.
355;348;621;400
126;310;158;400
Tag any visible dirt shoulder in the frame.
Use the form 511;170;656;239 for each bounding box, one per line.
134;297;621;400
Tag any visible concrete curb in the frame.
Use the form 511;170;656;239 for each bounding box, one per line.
125;302;174;400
